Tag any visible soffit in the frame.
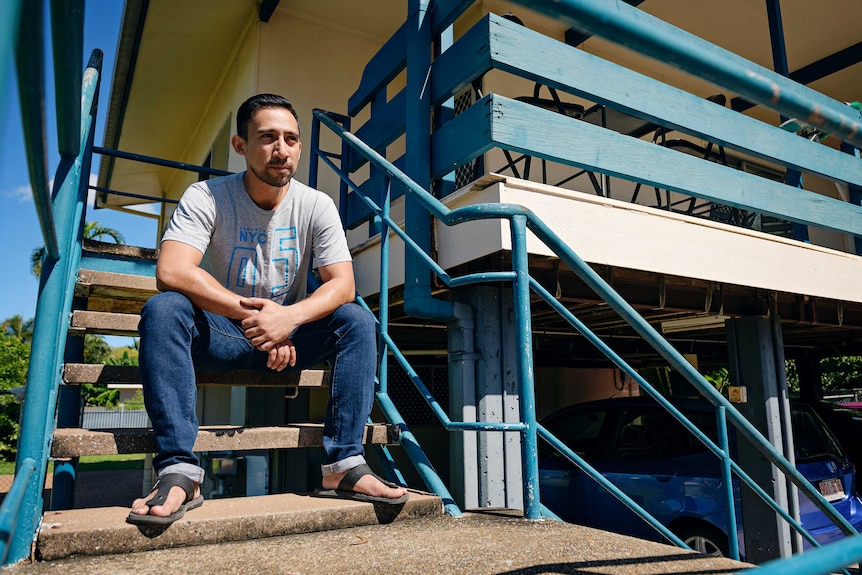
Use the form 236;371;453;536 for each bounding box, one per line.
97;0;258;207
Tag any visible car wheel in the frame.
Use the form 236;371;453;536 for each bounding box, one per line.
674;524;729;558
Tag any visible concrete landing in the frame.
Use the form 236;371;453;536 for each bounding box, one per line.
8;512;752;575
35;490;442;560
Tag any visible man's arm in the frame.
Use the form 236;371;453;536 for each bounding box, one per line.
156;240;255;320
239;260;356;351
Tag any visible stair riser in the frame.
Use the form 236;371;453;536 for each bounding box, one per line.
51;424;400;457
37;493;443;561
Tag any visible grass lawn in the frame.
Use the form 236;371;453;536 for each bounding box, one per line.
78;454;146;471
0;454;146;475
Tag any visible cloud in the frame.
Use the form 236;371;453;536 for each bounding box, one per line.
7;173;159;216
86;172;160;215
8;184;34;203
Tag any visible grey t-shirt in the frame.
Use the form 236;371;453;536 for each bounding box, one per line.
162;172;351;305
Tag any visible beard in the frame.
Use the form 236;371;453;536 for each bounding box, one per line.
249;161;293;188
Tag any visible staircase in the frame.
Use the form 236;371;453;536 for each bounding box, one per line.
26;238;443;562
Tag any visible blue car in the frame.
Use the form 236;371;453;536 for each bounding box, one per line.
538;397;862;557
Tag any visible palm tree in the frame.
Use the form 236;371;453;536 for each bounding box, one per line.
30;221;125;278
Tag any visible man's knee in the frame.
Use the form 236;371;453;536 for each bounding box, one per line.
141;291;194;329
334;303;376;336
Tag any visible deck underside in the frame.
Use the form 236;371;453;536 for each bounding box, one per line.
352;175;862;367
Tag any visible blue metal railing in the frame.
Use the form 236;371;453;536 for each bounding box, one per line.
311;3;862;573
0;459;35;565
311;108;859;561
3;46;102;564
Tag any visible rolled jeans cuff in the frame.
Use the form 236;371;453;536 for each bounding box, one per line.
321;455;366;477
158;463;206;485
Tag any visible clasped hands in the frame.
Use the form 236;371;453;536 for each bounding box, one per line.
240;297;298;371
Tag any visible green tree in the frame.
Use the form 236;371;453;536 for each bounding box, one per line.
0;334;29;460
2;315;34;344
820;356;862;391
31;221;125;278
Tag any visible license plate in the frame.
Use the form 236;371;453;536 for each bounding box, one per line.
819;478;845;502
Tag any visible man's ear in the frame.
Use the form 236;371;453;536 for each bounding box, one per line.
231;135;246;156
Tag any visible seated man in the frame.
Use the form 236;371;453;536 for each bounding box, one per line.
128;93;408;526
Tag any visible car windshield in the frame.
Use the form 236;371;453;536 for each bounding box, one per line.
792;406;844;462
543;408;608;460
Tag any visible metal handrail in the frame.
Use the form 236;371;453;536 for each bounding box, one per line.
5;49;103;565
312;107;860;563
0;458;35;565
513;0;862;148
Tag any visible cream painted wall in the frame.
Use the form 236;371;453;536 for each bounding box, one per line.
157;15;260;232
256;9;398;210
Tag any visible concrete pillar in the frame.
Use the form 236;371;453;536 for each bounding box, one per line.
727;315;798;561
450;285;523;510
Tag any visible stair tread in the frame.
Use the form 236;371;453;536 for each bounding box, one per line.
83;238;158;261
33;506;751;572
62;363;330;388
69;310;140;336
51;423;400;457
37;491;442;560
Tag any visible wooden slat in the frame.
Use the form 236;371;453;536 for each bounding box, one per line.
51;423;400;457
63;364;330;388
431;14;862;187
432;94;862;237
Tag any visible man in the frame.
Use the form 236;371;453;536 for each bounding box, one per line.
128;94;408;526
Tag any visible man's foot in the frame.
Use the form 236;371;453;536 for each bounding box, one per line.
127;473;203;526
318;464;409;505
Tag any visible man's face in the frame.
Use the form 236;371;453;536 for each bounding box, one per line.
235;106;302;188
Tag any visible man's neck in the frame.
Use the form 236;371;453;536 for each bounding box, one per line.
242;171;289;211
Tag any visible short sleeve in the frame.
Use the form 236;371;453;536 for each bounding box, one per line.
161;182;217;255
311;195;352;268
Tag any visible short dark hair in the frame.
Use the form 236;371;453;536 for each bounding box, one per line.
236;94;300;139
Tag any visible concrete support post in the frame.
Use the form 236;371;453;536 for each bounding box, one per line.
727;315;797;561
450;285;523;510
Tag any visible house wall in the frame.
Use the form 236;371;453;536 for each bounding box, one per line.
157;14;260;231
256;6;403;213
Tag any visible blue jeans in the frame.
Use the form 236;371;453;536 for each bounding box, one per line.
138;291;377;484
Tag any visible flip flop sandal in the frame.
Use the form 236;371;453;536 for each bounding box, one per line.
316;463;409;505
127;472;204;526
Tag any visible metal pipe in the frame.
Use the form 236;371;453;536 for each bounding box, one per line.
15;0;59;261
511;215;541;519
8;50;101;565
93;146;232;176
375;392;461;516
0;458;36;565
717;406;740;560
513;0;862;146
50;0;83;158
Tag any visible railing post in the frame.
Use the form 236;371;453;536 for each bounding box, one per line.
717;406;740;560
7;51;101;565
403;0;453;321
510;215;541;520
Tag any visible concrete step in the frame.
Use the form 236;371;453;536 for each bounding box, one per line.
82;238;158;261
22;509;754;574
36;490;443;561
74;269;156;315
69;310;140;336
62;363;330;388
51;423;400;457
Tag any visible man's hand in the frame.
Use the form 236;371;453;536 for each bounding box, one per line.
240;298;300;353
266;339;296;371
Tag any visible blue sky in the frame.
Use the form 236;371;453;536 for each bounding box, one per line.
0;0;156;337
